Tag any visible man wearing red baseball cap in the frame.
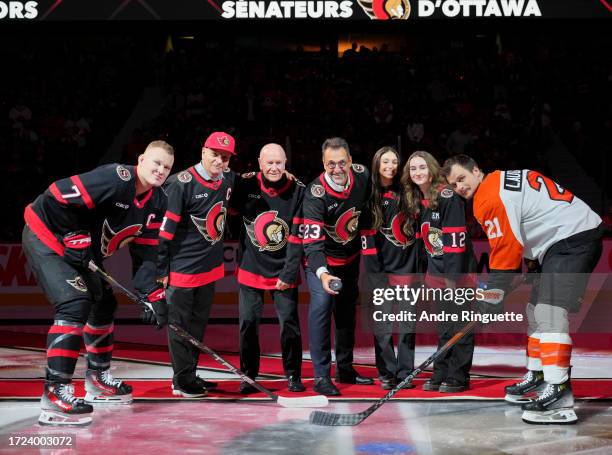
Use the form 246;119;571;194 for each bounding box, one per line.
158;131;237;397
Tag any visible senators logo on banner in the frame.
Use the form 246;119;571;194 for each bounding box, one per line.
357;0;410;19
380;213;415;248
421;222;444;257
325;207;360;244
101;220;143;257
244;210;289;252
191;201;227;244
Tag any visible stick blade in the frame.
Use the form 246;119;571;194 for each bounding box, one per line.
276;394;329;408
309;410;365;426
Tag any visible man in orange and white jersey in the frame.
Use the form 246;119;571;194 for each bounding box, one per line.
443;155;604;425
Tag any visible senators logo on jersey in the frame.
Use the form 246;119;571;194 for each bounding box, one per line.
190;201;226;244
325;207;361;244
244;210;289;252
421;222;443;257
66;276;88;293
101;219;143;257
380;213;415;248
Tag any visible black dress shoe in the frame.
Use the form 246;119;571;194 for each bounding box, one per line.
423;379;442;391
239;381;258;395
396;378;416;390
288;376;306;392
313;377;341;396
195;376;218;389
439;379;469;393
380;377;396;390
336;374;374;385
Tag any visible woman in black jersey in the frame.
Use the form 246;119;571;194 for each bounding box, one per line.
361;146;418;390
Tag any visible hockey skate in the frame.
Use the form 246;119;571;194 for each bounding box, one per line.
39;382;93;426
505;370;546;404
521;381;577;424
85;368;133;405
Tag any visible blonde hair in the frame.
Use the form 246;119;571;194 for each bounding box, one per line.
145;140;175;155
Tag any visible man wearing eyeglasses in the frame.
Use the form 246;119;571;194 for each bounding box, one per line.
301;137;374;396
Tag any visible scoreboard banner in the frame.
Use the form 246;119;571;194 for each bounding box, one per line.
1;0;611;21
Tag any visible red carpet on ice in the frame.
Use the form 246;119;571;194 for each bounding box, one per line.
2;330;611;401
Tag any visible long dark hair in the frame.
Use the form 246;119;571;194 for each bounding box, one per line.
369;146;402;231
401;150;445;219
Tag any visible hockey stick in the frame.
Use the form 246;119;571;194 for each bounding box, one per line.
88;262;328;408
309;319;479;426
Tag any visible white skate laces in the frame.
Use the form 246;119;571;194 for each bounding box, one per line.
516;371;536;388
57;383;79;405
85;369;133;405
100;369;123;388
536;383;556;402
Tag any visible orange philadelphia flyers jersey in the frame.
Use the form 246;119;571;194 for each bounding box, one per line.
473;170;602;271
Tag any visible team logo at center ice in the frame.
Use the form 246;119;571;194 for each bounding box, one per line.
244;210;289;252
421;222;444;257
191;201;226;244
380;213;415;248
356;0;410;19
325;207;360;244
101;220;143;257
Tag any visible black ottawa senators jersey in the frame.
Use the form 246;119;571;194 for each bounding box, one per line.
302;164;370;272
418;186;477;285
360;187;417;274
157;165;236;288
232;172;305;289
25;163;166;265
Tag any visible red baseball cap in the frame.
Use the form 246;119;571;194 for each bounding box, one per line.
204;132;236;155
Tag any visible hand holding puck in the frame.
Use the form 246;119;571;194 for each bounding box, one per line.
329;279;343;292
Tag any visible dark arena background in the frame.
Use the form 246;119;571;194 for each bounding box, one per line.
1;4;612;454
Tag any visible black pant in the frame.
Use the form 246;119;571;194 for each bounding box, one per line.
430;299;474;385
239;285;302;378
373;300;416;380
167;283;215;386
22;225;118;381
532;224;604;312
307;259;360;378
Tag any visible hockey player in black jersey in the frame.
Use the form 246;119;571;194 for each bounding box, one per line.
360;147;418;390
301;137;374;396
402;151;477;393
158;131;236;398
22;140;174;426
231;143;306;394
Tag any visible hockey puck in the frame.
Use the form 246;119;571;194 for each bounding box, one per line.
329;279;343;292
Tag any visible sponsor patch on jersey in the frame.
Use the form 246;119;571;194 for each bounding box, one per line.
116;165;131;181
178;171;192;183
311;184;325;198
66;276;88;293
352;163;365;173
242;172;256;178
440;188;454;198
503;170;523;192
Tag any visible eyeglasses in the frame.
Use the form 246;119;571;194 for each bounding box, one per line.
325;160;347;170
